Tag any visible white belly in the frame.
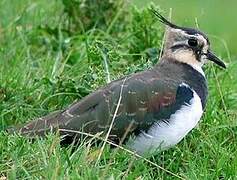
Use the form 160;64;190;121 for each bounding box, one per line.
127;89;203;155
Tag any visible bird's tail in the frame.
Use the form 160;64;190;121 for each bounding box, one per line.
7;110;68;137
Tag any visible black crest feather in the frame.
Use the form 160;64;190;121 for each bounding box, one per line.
150;8;179;29
150;8;210;43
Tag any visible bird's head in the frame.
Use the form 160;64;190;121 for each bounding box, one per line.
151;9;226;73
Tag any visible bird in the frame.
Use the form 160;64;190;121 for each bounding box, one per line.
8;9;226;155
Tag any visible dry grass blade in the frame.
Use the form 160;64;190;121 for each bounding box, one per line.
95;77;128;165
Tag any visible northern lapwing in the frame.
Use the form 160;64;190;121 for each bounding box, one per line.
9;9;226;155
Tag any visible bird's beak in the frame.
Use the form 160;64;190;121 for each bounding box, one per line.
205;50;226;69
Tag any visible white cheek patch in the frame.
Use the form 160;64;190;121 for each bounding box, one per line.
171;49;205;76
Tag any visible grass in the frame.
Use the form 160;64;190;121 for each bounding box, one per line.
0;0;237;179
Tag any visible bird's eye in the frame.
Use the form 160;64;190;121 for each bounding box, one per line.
188;38;198;47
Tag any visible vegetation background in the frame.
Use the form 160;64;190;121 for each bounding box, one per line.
0;0;236;179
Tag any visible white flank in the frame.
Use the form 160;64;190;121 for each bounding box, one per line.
127;84;203;155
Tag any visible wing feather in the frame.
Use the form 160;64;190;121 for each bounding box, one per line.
9;70;194;144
